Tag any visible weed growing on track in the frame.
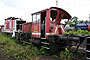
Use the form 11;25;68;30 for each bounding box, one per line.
60;48;73;60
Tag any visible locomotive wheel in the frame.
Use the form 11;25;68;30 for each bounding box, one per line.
49;36;59;52
49;35;68;52
16;33;20;40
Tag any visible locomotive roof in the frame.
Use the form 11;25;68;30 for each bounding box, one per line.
0;25;4;27
23;22;32;25
5;17;23;21
31;7;71;18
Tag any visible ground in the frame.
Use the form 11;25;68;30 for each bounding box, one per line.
0;42;58;60
0;32;85;60
0;32;58;60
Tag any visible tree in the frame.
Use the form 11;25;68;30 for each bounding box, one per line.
79;20;84;23
67;16;79;27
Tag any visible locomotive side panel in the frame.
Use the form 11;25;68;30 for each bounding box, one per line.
32;23;41;38
22;22;32;33
3;17;26;37
4;19;15;33
32;13;41;38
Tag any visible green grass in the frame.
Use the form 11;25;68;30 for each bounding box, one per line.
0;33;84;60
0;34;48;60
60;48;73;60
65;29;90;35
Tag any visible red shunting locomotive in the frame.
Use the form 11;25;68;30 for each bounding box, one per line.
3;17;26;37
3;7;84;52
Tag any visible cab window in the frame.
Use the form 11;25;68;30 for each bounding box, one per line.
61;15;68;24
37;13;40;23
32;13;40;23
32;14;37;23
50;10;57;22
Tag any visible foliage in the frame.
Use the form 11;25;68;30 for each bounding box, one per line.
0;34;48;60
65;29;90;35
79;20;84;23
66;16;79;27
65;16;90;28
79;20;90;23
60;48;73;60
0;34;85;60
39;48;48;55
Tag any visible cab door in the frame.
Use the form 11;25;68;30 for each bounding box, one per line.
41;11;46;38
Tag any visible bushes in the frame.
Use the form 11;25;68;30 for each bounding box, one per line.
65;29;90;35
60;48;73;60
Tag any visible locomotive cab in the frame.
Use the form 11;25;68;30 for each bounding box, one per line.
31;7;72;51
50;9;71;35
32;7;71;39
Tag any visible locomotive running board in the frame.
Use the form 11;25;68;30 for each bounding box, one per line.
41;46;50;49
41;42;50;45
86;50;90;52
41;38;46;39
86;57;90;60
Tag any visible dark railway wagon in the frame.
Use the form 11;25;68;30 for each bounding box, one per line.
76;23;90;31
